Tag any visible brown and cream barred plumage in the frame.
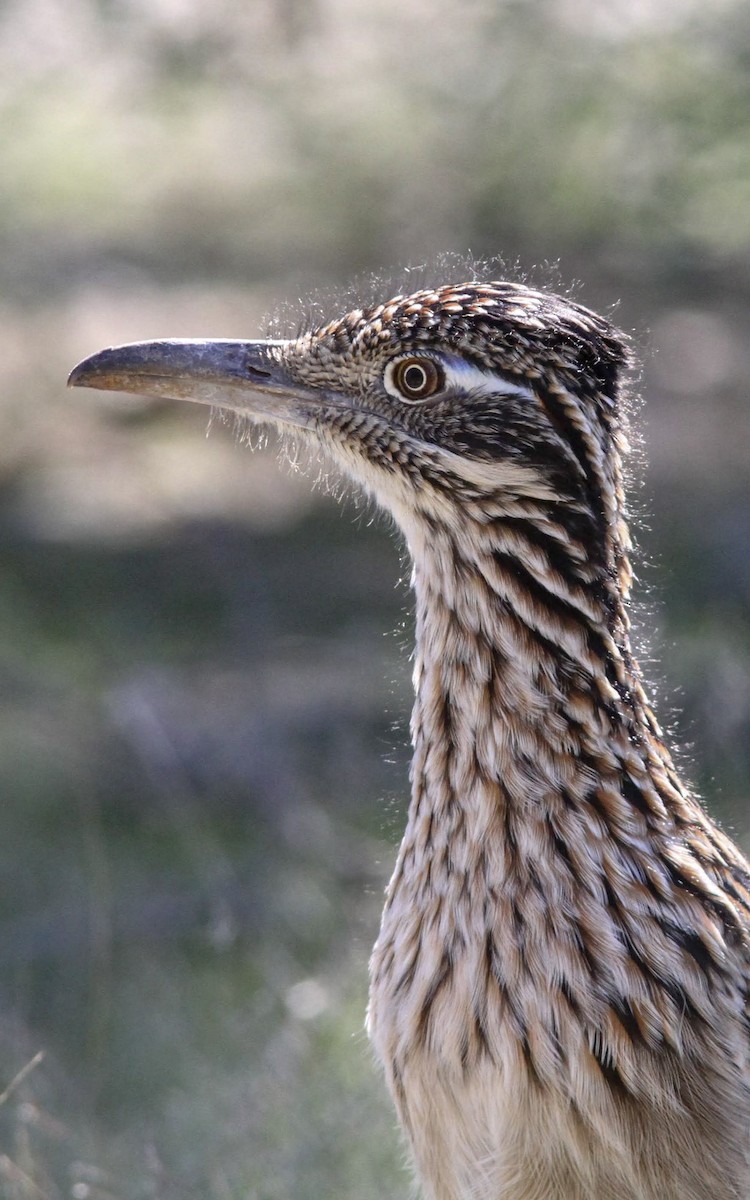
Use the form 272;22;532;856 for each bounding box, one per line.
69;279;750;1200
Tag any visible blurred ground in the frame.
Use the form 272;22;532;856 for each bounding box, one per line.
0;1;749;1197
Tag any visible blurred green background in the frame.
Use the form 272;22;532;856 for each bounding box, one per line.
0;0;749;1196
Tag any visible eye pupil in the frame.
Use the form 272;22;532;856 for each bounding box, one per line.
392;356;443;401
404;365;426;392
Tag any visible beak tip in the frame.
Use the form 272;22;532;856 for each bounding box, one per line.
68;352;107;390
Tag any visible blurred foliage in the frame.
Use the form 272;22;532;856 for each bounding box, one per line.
0;0;749;1195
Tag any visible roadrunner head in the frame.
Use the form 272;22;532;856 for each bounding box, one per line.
69;281;634;596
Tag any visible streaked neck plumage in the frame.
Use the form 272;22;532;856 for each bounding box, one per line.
400;485;654;882
368;484;743;1080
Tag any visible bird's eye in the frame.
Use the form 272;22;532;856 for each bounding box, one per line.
390;357;443;402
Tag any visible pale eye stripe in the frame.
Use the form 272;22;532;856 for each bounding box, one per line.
441;358;536;403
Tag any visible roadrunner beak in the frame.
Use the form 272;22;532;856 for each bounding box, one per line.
67;338;316;427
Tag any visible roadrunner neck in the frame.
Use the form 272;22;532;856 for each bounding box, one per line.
367;494;750;1200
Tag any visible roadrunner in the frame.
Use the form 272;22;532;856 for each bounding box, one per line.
69;280;750;1200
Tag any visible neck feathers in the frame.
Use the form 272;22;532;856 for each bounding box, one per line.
408;500;644;798
400;495;749;925
368;497;749;1085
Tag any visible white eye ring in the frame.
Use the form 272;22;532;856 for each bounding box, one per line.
386;356;444;403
